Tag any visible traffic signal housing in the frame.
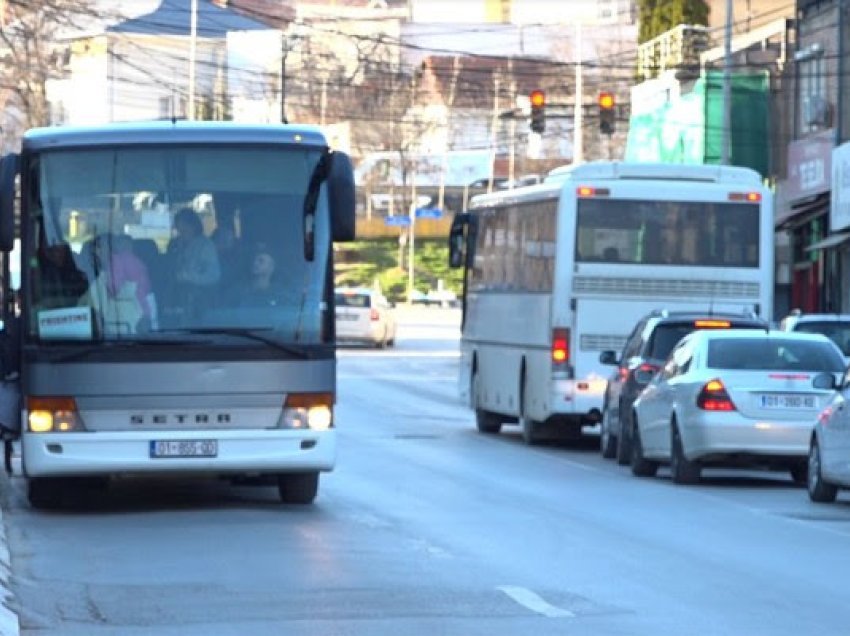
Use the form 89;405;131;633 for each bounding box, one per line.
530;89;545;134
598;91;615;135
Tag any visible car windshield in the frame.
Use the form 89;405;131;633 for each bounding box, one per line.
707;338;845;372
793;320;850;356
26;145;331;344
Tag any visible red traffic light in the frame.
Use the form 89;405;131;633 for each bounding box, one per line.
530;90;545;107
598;91;615;109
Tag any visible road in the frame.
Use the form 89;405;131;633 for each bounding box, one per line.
3;306;850;635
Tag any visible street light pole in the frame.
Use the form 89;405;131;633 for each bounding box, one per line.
188;0;197;120
721;0;733;164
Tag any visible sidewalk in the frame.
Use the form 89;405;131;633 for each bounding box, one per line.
0;476;19;636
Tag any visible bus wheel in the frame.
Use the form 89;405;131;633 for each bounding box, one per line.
27;478;63;510
472;372;501;434
520;415;543;445
278;472;319;504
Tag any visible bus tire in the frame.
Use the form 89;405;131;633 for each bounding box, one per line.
278;472;319;504
27;478;63;510
472;372;501;434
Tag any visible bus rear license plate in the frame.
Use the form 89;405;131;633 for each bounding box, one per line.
150;440;218;458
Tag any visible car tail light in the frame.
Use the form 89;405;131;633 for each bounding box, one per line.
618;367;629;382
551;328;570;367
818;405;834;426
696;379;737;411
370;308;380;321
633;363;659;385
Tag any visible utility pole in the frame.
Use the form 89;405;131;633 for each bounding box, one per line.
574;22;583;164
438;56;462;214
188;0;198;120
721;0;733;165
488;72;501;193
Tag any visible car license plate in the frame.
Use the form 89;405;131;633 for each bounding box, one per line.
759;394;816;409
150;440;218;458
336;312;358;321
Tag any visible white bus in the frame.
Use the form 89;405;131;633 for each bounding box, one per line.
448;161;773;444
0;121;355;507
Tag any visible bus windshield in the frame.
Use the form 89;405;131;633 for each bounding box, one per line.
26;145;331;344
575;198;760;267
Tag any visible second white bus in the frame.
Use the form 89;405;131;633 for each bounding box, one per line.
448;161;773;444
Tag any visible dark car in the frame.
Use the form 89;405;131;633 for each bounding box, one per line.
598;310;769;464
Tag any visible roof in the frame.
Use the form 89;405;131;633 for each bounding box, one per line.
107;0;271;37
22;120;328;151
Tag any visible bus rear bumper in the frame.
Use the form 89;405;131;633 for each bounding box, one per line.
550;378;606;423
21;429;336;478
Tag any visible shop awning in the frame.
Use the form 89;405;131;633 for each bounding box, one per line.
806;232;850;251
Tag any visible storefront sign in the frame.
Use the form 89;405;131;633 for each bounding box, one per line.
786;130;834;202
831;141;850;231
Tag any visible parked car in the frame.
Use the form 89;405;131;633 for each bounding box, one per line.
598;310;768;463
806;368;850;502
629;329;844;484
779;310;850;363
334;287;397;348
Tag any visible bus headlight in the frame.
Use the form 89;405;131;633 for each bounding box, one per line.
27;397;83;433
280;393;334;431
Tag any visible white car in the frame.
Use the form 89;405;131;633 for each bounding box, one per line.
779;311;850;363
807;369;850;502
334;287;397;348
630;329;844;484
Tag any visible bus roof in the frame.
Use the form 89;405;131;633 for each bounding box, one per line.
545;161;763;186
22;120;329;151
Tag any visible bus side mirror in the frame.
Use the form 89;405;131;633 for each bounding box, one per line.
0;154;18;253
449;213;472;268
327;151;355;242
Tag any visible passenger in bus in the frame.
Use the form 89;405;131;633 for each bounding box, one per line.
164;207;221;322
603;246;621;262
35;242;88;309
107;235;156;329
235;244;284;308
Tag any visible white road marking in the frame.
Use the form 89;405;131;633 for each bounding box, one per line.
497;585;575;618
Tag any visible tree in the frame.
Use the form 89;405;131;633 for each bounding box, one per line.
0;0;98;146
638;0;709;43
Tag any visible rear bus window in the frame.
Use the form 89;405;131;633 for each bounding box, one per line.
707;338;845;372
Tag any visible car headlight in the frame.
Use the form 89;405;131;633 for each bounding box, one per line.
280;393;334;431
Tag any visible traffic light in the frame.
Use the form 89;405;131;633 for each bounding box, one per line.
598;91;615;135
530;89;545;134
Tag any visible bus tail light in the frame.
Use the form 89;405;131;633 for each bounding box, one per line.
552;328;570;371
281;392;334;431
728;192;762;202
696;379;737;411
27;396;83;433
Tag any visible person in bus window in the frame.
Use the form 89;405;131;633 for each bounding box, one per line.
35;242;88;309
164;207;220;321
235;244;284;308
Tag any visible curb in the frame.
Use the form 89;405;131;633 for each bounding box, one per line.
0;478;19;636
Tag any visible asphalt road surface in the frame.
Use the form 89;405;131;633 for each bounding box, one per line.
3;307;850;635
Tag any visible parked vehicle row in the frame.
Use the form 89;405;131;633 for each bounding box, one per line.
599;310;850;503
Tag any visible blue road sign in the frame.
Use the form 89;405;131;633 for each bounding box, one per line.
384;216;411;226
415;208;443;219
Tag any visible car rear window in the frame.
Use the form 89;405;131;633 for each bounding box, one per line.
646;321;761;360
792;321;850;356
707;338;845;372
335;293;370;308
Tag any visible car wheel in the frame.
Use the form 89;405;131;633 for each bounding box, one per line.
615;411;632;466
277;472;319;504
27;477;63;510
472;372;501;434
600;408;618;459
630;419;658;477
670;421;701;485
807;437;838;503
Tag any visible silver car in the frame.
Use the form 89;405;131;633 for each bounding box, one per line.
630;329;844;484
807;368;850;502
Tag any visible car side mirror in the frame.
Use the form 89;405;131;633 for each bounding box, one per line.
634;368;656;385
813;372;838;391
599;350;618;365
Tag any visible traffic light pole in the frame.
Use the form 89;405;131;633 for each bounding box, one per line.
574;21;584;164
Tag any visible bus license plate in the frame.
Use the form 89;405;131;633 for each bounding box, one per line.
150;440;218;458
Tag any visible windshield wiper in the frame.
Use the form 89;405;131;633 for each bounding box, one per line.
44;336;205;363
157;327;316;359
